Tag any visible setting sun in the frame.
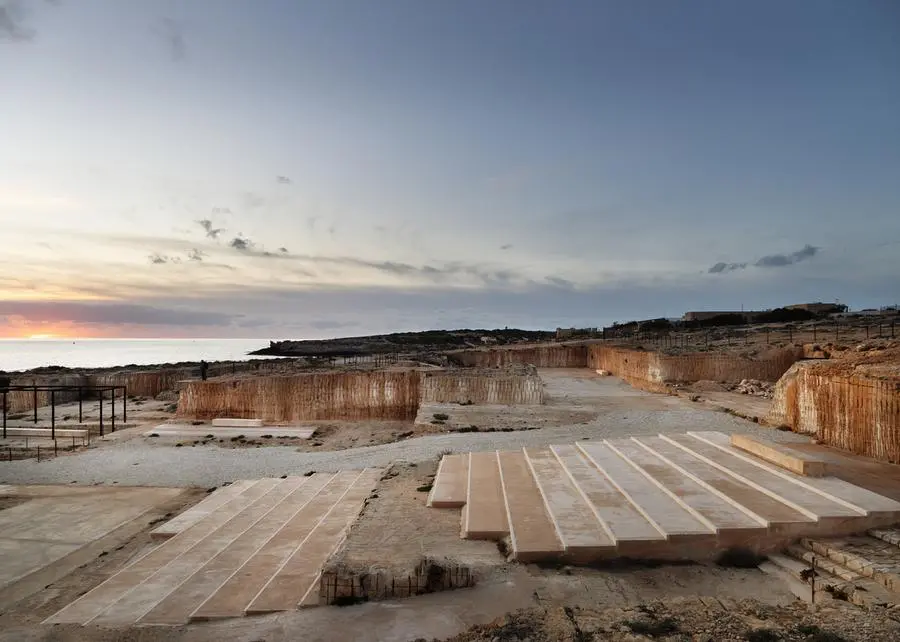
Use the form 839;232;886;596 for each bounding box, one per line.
28;333;57;340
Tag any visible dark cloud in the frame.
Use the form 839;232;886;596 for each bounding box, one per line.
709;244;820;274
0;301;236;327
229;236;254;251
187;248;205;262
500;244;513;250
708;262;747;274
755;244;820;268
278;247;288;253
545;276;575;289
149;253;169;265
197;219;224;239
154;17;186;62
276;175;292;184
0;1;34;41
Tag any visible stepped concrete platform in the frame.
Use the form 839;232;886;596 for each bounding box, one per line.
144;424;315;439
730;433;828;477
0;485;186;609
0;426;89;439
45;469;382;625
428;432;900;563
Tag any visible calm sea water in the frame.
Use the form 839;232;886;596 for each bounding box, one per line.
0;338;271;372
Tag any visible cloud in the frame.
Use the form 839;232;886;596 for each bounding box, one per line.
278;247;288;253
755;244;820;268
0;301;236;327
276;175;292;184
308;320;359;331
187;248;205;262
211;207;231;215
0;1;33;41
545;276;575;289
500;244;513;250
197;219;224;239
708;262;747;274
154;16;186;62
708;244;820;274
229;236;253;251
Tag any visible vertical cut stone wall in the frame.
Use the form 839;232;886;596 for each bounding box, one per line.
420;371;543;405
448;345;588;368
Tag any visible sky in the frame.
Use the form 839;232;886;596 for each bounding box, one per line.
1;0;898;339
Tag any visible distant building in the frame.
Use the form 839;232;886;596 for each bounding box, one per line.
785;302;847;316
682;311;755;322
556;327;597;340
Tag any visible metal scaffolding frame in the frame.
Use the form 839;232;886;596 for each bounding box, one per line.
1;384;127;440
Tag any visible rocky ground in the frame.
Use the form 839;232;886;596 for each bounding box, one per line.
435;596;900;642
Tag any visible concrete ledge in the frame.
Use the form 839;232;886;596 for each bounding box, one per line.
0;427;89;439
730;434;827;477
211;418;263;428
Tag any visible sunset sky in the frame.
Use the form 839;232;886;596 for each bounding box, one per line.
2;0;898;339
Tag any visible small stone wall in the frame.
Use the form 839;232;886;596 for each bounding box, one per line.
318;558;476;604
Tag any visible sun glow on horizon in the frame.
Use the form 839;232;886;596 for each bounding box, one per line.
28;333;58;340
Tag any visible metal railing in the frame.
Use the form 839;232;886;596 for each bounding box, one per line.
0;384;127;440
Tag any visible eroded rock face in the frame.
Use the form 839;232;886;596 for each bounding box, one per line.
767;351;900;462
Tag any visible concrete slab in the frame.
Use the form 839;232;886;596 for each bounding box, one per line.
550;444;664;550
496;451;562;560
427;454;468;508
189;473;343;621
730;433;828;477
150;480;258;540
145;424;315;439
0;486;184;609
663;434;861;522
525;447;613;556
0;427;88;439
246;468;383;614
578;441;714;539
211;418;263;428
462;452;508;539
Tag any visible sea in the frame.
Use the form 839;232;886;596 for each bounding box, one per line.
0;338;272;372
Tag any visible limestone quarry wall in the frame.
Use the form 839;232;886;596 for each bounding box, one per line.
93;362;260;398
177;371;422;421
4;374;90;414
587;345;803;391
768;361;900;463
420;371;544;405
448;345;588;368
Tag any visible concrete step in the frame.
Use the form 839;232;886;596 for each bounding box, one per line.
246;468;383;614
730;433;828;477
496;450;562;561
606;439;764;543
577;441;713;541
140;476;321;625
212;418;263;428
663;434;861;523
800;536;900;594
869;527;900;548
691;432;900;521
189;472;353;621
525;447;613;557
0;427;89;439
151;481;257;540
89;478;304;625
427;454;468;508
550;444;664;555
633;436;812;530
44;478;281;625
462;452;508;540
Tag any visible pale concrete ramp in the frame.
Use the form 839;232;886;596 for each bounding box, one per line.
730;433;828;477
432;432;900;564
45;469;382;625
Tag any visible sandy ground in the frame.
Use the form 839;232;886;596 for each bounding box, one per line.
0;372;809;487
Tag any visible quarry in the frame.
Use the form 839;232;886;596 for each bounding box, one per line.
0;331;899;641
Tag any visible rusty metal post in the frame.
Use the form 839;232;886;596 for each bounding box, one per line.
51;390;55;440
33;384;38;424
99;391;104;437
123;386;127;423
111;389;115;433
78;387;83;422
2;391;5;439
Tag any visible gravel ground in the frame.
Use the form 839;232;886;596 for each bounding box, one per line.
0;376;809;488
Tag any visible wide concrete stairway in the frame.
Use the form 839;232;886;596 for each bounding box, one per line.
46;469;382;625
428;431;900;563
